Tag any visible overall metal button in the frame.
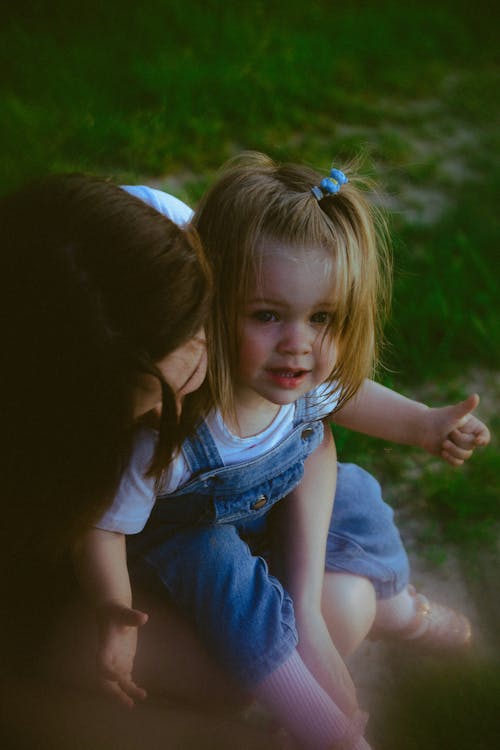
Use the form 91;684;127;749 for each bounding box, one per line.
301;427;314;439
251;494;267;510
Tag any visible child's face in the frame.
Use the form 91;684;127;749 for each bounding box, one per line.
236;244;337;412
133;328;207;419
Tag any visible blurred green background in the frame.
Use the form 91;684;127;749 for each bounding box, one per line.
2;0;497;543
1;2;499;745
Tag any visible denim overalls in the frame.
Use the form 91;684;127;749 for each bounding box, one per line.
128;396;409;686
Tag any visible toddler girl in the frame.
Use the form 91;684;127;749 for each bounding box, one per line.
192;154;488;657
82;159;489;749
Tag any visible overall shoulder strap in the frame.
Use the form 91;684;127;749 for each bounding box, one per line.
293;395;308;425
294;389;326;426
182;418;224;473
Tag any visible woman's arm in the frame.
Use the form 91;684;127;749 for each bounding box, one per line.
74;527;133;608
73;528;149;707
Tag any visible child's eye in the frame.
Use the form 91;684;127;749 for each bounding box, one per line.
253;310;279;322
311;311;331;325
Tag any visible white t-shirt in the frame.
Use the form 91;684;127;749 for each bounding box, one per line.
97;384;339;535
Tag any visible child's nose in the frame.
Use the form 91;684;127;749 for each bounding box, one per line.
277;323;312;355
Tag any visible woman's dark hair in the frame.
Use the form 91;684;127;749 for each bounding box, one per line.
0;174;211;561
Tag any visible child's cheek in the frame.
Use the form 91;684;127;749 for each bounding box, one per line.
236;324;256;373
318;336;337;370
237;323;269;375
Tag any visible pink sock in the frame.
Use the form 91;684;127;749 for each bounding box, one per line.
254;649;369;750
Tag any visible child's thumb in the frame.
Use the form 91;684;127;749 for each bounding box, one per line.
452;393;479;426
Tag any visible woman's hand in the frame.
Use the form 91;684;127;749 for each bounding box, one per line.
96;602;149;708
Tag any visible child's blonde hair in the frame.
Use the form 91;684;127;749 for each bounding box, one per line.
194;151;391;418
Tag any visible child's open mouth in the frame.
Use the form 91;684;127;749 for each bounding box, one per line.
267;368;309;389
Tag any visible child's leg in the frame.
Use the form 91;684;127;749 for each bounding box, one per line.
257;649;371;750
133;524;372;749
321;572;376;657
325;462;471;651
321;462;408;654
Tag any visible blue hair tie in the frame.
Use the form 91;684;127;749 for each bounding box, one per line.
311;168;348;200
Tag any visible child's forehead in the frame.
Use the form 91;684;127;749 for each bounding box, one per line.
246;241;337;302
252;240;334;280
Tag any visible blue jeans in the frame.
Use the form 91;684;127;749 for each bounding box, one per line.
326;462;409;599
128;402;409;685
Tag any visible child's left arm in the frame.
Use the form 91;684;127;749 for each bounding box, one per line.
332;380;491;466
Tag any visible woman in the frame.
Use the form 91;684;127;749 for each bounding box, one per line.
0;175;283;749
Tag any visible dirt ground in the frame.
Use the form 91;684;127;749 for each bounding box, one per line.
348;516;500;741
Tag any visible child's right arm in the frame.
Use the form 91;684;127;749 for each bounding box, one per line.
73;527;149;708
332;379;490;464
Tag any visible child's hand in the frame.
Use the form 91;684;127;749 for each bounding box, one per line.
96;602;149;708
422;393;491;466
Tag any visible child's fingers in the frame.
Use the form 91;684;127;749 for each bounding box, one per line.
441;451;465;467
98;603;149;628
119;677;147;703
453;426;490;447
470;422;491;445
117;607;149;628
99;674;147;708
100;676;136;708
452;416;491;445
442;440;473;465
448;429;476;450
443;440;473;460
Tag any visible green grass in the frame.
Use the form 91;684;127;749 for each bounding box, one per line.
387;175;500;382
334;398;499;556
1;0;499;548
1;1;498;186
422;440;500;547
